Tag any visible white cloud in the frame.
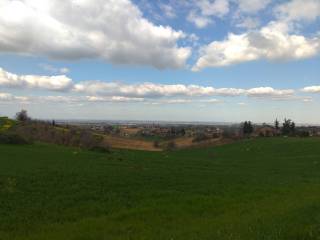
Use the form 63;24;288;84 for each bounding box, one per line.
0;67;299;100
187;0;229;28
0;68;73;91
0;67;307;104
0;92;29;102
74;81;247;98
302;86;320;93
0;93;15;101
302;97;313;103
74;81;297;100
193;21;320;70
236;0;271;14
86;96;145;103
0;0;190;69
159;3;176;19
39;64;70;74
235;17;261;29
196;0;230;17
246;87;294;98
187;11;213;28
237;102;246;106
274;0;320;23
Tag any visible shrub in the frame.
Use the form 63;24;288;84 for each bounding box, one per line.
0;133;31;145
89;146;110;153
153;140;160;148
15;110;30;122
192;134;211;143
166;141;176;151
297;131;310;138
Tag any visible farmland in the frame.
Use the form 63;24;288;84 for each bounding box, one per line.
1;137;320;239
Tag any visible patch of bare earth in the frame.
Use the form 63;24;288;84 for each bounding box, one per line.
172;137;235;149
103;135;161;151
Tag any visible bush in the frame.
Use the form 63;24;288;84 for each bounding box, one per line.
192;134;211;143
0;133;31;145
166;141;176;151
89;146;111;153
153;140;160;148
297;131;310;138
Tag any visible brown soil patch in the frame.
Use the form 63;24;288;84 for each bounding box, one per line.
103;135;161;151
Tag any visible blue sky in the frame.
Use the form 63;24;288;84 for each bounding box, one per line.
0;0;319;123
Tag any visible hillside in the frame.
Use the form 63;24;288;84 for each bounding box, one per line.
1;138;320;239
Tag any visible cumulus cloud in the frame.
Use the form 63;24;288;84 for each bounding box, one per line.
74;81;298;100
39;64;70;74
187;0;229;28
196;0;230;17
0;67;305;104
236;0;271;14
159;3;176;19
302;86;320;93
0;68;73;91
274;0;320;23
235;17;261;29
74;81;248;98
193;21;320;70
246;87;294;98
86;96;145;103
0;92;29;102
148;98;223;105
0;0;190;69
0;66;299;100
187;11;213;28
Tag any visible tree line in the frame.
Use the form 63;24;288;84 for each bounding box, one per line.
242;118;296;136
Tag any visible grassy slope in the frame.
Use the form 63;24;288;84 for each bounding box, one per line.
1;138;320;239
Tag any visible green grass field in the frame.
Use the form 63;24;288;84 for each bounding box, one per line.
1;138;320;239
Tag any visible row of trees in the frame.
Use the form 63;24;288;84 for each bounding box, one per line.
242;118;296;136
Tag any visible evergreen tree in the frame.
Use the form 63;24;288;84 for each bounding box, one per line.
275;119;280;130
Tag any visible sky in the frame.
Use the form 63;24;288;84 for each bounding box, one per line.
0;0;319;123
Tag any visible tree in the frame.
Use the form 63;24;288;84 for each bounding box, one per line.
15;110;30;122
290;121;296;133
282;118;295;136
243;121;254;136
275;119;280;130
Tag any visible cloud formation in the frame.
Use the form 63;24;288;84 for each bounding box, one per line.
0;92;29;102
0;0;190;69
0;67;298;100
302;86;320;93
193;21;320;70
0;68;73;91
187;0;229;28
274;0;320;23
236;0;271;14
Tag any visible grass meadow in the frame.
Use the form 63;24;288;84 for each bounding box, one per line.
1;137;320;239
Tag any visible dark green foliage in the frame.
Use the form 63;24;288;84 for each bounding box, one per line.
275;119;280;130
153;140;160;148
0;133;30;145
296;130;310;137
1;138;320;239
242;121;254;135
165;140;176;151
282;118;296;136
12;122;108;152
15;110;30;122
